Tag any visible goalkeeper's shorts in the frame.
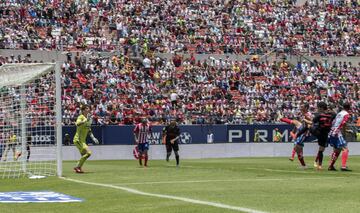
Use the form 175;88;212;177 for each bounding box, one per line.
74;140;89;153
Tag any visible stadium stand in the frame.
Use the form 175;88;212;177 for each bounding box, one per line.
0;0;358;56
0;0;359;126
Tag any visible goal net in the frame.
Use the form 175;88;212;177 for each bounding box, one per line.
0;63;62;178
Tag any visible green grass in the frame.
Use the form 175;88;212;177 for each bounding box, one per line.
1;157;360;213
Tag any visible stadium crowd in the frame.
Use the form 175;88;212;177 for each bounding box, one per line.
0;0;359;56
0;53;359;127
58;52;359;125
0;0;359;127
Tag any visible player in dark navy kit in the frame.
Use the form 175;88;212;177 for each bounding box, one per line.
291;103;313;168
162;119;180;167
311;102;335;170
134;119;151;167
282;103;312;162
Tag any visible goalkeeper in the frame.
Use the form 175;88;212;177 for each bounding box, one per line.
2;131;17;161
73;105;99;173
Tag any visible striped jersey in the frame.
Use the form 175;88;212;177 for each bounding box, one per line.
329;110;350;137
299;111;313;136
134;123;151;144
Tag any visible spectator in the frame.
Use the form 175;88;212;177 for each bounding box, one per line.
0;1;359;126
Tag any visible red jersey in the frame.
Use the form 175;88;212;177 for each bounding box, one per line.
134;123;151;144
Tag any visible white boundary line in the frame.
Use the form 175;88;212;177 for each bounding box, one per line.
115;176;344;186
61;177;269;213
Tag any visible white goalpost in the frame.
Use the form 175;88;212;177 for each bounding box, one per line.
0;63;62;178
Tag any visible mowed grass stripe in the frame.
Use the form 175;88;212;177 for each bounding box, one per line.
113;176;345;186
61;177;269;213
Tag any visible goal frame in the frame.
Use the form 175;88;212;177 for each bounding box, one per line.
55;62;62;177
0;62;62;178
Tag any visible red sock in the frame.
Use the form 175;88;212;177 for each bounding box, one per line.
341;149;349;168
315;152;319;163
318;151;324;166
297;150;306;166
144;154;148;166
299;158;306;166
291;148;296;159
280;118;293;125
329;151;340;167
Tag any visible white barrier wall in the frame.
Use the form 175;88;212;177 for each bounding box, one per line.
55;143;360;161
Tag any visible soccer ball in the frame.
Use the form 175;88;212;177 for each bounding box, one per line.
179;132;192;144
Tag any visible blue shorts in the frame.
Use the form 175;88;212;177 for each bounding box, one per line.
328;135;347;149
294;134;307;147
137;143;149;152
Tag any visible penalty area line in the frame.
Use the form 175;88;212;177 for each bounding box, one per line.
61;177;268;213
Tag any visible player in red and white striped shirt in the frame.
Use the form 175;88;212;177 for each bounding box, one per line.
328;103;352;171
133;119;151;167
282;103;312;167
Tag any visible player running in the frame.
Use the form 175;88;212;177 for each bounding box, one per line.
73;105;99;173
163;119;181;167
134;119;151;167
328;103;352;171
310;102;335;170
291;103;312;168
281;103;312;166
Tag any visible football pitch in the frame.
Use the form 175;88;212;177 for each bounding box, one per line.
1;157;360;213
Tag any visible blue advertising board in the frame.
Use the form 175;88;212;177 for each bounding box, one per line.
227;124;294;143
62;124;304;145
146;125;228;145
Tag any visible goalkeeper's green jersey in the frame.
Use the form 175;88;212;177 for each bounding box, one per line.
9;134;17;144
73;114;91;144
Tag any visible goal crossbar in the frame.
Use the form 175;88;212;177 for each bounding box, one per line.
0;63;55;88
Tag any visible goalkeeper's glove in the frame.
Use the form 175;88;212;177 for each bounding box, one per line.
86;115;93;127
90;133;99;144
